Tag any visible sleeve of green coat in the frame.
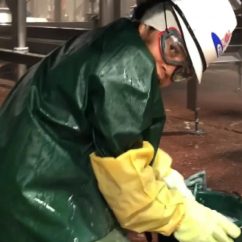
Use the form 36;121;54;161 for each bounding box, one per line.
88;34;165;157
90;141;185;235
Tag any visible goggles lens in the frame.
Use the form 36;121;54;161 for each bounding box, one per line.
160;28;195;82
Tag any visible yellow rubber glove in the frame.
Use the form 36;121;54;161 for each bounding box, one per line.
152;148;173;179
153;149;194;200
174;199;241;242
90;141;185;235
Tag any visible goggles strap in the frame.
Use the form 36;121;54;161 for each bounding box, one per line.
171;2;207;71
164;2;169;32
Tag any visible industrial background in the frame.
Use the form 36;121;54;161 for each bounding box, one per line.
0;1;242;241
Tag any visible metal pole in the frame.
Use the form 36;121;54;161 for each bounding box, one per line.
0;0;7;7
186;77;198;112
6;0;28;52
237;62;242;92
16;64;27;80
54;0;61;22
90;0;95;15
113;0;121;20
99;0;120;26
14;0;28;53
73;0;76;21
186;77;205;135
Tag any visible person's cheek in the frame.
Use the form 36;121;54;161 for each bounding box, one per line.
155;64;172;87
156;63;166;80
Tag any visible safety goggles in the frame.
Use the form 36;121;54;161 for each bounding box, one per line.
159;27;195;82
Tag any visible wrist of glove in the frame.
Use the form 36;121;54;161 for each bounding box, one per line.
174;199;241;242
163;169;195;200
152;149;194;200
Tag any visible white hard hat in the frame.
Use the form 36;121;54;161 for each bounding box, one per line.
141;0;237;83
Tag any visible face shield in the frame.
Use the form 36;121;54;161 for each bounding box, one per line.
159;27;195;82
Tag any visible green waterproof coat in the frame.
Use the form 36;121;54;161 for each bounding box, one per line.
0;18;166;242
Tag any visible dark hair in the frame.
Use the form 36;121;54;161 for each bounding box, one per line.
132;0;169;20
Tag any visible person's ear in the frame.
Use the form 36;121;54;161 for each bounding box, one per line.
138;23;151;40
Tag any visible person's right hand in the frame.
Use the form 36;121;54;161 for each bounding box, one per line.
174;199;241;242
